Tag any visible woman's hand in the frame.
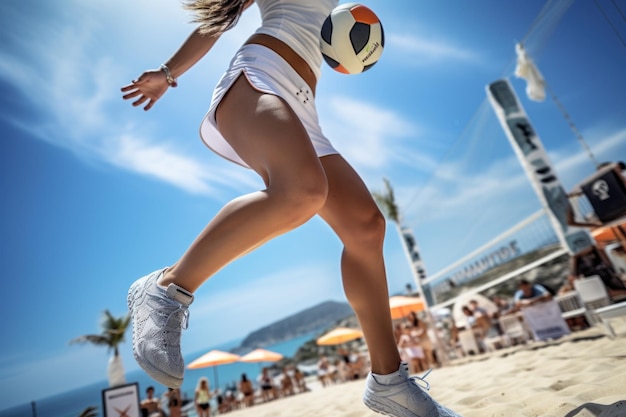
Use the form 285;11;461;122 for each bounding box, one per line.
121;69;170;111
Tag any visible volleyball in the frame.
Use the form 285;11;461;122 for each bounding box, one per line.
320;3;384;75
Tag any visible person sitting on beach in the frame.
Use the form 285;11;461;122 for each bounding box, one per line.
280;366;295;396
469;300;498;340
513;279;553;311
293;367;308;393
316;355;333;387
238;373;255;407
491;295;514;317
469;300;488;319
571;244;626;301
333;357;350;383
140;386;165;417
349;352;370;380
397;324;426;374
165;388;182;417
406;311;438;369
459;306;488;353
460;306;477;329
257;367;278;401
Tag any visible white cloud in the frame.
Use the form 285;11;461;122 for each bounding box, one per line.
0;0;265;198
320;95;420;174
387;33;482;66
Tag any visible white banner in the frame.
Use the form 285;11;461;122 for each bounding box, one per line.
102;383;141;417
521;300;570;341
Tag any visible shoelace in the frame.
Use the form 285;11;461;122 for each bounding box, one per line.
409;368;433;391
166;304;190;330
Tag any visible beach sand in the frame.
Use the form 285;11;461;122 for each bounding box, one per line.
224;317;626;417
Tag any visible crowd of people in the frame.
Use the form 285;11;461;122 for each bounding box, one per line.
139;365;313;417
315;349;370;387
393;311;440;374
210;366;310;414
140;386;184;417
445;243;626;356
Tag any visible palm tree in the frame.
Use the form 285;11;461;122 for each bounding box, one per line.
372;177;427;284
70;310;130;386
77;406;98;417
372;178;449;364
372;178;400;223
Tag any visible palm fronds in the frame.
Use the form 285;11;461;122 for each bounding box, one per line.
371;177;400;223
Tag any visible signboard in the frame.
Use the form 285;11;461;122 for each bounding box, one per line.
398;224;434;305
102;383;141;417
580;168;626;223
486;79;593;255
521;300;570;341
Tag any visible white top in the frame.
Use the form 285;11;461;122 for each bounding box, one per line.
253;0;339;80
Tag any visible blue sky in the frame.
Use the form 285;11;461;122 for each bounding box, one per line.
1;0;625;409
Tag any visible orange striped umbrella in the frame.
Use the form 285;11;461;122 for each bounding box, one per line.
316;327;364;346
389;295;425;320
239;348;283;363
187;349;240;389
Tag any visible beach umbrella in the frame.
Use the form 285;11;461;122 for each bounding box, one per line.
187;349;240;388
389;295;426;320
239;348;284;372
239;348;284;363
316;327;364;346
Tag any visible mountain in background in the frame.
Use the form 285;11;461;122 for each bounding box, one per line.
235;300;354;352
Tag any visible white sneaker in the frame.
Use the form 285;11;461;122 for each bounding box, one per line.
127;268;193;388
363;363;462;417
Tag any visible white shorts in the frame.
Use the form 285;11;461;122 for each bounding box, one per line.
402;346;425;359
200;44;338;168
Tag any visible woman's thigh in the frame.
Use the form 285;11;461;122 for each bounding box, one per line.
215;75;324;187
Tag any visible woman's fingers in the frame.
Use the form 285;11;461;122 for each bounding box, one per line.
122;71;163;110
130;95;158;111
132;95;148;107
143;99;155;111
122;89;142;100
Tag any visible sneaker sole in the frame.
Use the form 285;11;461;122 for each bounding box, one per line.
127;276;184;389
364;397;413;417
363;389;422;417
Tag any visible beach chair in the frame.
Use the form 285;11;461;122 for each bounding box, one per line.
457;329;480;356
574;275;611;325
555;292;587;320
595;301;626;338
574;275;626;338
498;314;529;345
483;331;510;352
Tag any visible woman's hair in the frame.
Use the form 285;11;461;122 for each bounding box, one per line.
196;376;209;391
183;0;249;35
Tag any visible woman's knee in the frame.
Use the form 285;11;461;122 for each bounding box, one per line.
343;205;386;251
272;170;328;225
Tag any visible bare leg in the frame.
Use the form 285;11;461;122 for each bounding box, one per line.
318;154;401;375
160;75;328;291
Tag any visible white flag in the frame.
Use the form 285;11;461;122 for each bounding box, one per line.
514;43;546;102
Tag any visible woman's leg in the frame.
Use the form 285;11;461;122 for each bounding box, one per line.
160;75;328;291
317;154;401;375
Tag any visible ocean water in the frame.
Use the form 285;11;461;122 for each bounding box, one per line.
0;332;318;417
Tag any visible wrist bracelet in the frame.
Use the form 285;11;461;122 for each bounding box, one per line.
159;64;178;87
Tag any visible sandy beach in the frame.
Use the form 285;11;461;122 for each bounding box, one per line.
223;317;626;417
